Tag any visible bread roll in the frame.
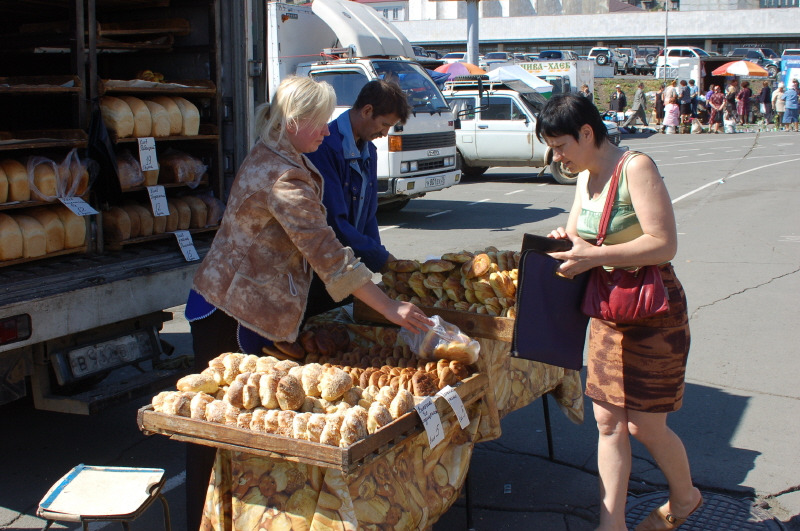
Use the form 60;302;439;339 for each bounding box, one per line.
367;401;393;434
319;367;353;402
277;375;305;411
190;392;215;420
150;96;182;135
100;96;134;138
1;159;30;202
339;405;368;447
121;205;142;238
173;97;200;136
320;412;343;446
15;215;47;258
181;195;208;229
0;166;7;203
143;100;171;138
27;207;65;253
164;201;179;232
30;160;58;201
52;205;86;248
126;204;154;236
118;96;152;138
177;373;219;394
170;198;191;230
102;206;131;241
0;213;23;260
389;388;415;418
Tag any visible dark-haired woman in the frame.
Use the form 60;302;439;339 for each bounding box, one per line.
536;93;702;531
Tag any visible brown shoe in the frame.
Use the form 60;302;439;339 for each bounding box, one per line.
634;496;703;531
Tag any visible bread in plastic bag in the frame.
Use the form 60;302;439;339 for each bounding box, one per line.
159;148;206;189
400;315;480;365
26;156;59;202
115;149;144;190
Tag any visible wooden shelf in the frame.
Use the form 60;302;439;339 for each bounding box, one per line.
0;195;90;212
110;124;219;144
0;75;81;94
121;180;210;193
99;79;216;97
105;225;218;251
0;245;88;269
0;129;88;151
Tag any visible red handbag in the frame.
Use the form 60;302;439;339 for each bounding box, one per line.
581;151;669;323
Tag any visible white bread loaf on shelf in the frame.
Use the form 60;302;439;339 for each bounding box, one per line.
118;96;152;138
100;96;134;138
0;213;23;260
52;205;86;248
30;159;58;201
143;100;171;138
27;207;65;253
121;205;142;238
143;168;159;187
103;206;131;241
164;201;179;232
0;165;7;203
150;96;182;136
181;195;208;229
173;97;200;136
169;198;191;230
15;215;47;258
2;159;30;202
152;210;167;234
125;203;154;236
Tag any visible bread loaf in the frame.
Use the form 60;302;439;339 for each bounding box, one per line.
15;215;47;258
102;206;131;241
116;151;144;190
164;201;179;232
119;96;152;138
152;210;167;234
126;203;154;236
121;205;142;238
1;159;30;202
27;207;65;253
100;96;134;138
181;195;208;229
173;97;200;136
159;151;206;184
143;100;171;138
30;160;58;201
0;213;23;260
143;168;159;187
53;205;85;248
169;198;191;230
150;96;182;135
0;166;7;203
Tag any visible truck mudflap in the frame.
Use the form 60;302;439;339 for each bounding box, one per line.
392;169;461;197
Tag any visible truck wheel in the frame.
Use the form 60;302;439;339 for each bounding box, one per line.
550;160;580;185
646;54;657;66
596;55;608;66
767;65;778;77
378;197;411;212
457;152;489;177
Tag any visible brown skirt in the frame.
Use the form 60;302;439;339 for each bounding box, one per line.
585;263;691;413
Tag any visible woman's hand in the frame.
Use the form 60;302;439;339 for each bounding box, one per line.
548;234;597;278
548;227;569;240
380;300;432;334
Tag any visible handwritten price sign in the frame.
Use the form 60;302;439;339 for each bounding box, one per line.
146;186;169;217
138;137;159;172
415;397;444;448
173;230;199;262
59;197;98;216
437;385;470;429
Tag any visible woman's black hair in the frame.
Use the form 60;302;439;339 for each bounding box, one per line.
535;92;608;148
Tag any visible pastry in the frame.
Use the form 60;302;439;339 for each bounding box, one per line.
367;401;393;433
276;374;305;411
339;406;368;447
319;367;353;401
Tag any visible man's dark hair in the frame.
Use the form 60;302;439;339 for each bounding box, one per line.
535;93;608;148
353;80;411;124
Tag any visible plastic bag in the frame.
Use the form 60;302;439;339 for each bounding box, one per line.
400;315;480;364
58;148;98;198
26;156;60;202
197;190;225;227
115;149;144;190
159;148;206;189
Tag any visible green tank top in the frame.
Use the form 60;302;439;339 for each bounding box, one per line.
576;152;644;245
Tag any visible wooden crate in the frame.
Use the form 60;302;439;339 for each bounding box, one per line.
138;373;488;473
353;299;515;343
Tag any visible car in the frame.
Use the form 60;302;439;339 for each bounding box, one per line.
524;53;540;61
442;52;466;64
426;50;443;59
655;46;711;68
588;47;627;73
631;46;661;75
537;50;579;61
783;48;800;58
727;47;781;77
615;47;637;74
483;51;516;67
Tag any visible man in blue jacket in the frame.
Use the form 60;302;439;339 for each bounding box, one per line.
303;79;411;320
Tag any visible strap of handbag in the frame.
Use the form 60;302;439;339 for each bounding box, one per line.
595;150;637;246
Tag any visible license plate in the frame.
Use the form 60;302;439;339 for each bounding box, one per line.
68;333;148;379
425;176;446;188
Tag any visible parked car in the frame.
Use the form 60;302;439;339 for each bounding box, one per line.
442;51;466;64
538;50;579;61
727;47;781;77
783;48;800;58
588;47;627;73
615;47;636;74
631;46;661;74
656;46;711;69
426;50;443;59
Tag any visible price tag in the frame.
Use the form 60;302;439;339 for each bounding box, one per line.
437;385;470;429
173;230;199;262
137;137;159;172
58;196;99;216
414;396;444;448
146;186;169;217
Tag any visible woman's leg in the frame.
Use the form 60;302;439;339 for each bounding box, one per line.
593;400;632;531
627;410;702;518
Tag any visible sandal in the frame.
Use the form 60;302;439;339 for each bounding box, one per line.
635;496;703;531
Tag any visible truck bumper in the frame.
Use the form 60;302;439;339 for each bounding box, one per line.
390;169;461;198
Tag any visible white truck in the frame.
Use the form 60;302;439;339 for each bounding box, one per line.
442;73;620;184
518;60;595;95
266;0;461;211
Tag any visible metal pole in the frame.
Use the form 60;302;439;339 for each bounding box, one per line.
466;0;479;66
663;0;669;82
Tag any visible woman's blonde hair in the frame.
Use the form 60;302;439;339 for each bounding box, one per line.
254;76;336;144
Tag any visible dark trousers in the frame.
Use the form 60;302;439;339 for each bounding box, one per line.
301;272;351;328
186;309;239;531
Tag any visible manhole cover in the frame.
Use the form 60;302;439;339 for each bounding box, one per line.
626;491;784;530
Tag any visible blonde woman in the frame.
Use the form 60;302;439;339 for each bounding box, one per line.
184;76;430;529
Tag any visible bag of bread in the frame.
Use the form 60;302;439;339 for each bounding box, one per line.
58;148;95;198
115;149;144;190
400;315;480;364
158;149;206;189
197;190;225;227
26;156;59;202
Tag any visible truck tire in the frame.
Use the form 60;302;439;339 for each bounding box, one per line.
767;65;778;77
457;152;489;177
378;197;411;212
550;160;580;185
596;55;608;66
646;54;657;66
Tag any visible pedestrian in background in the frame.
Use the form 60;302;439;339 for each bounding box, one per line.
664;79;677;103
772;82;786;129
736;80;752;125
621;82;648;129
654;84;666;129
663;95;680;134
758;80;772;125
678;80;692;126
708;85;726;134
782;80;799;132
688;79;699;118
536;93;702;531
580;83;594;104
725;82;738;122
609;84;627;117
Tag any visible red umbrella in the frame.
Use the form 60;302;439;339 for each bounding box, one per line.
711;60;769;77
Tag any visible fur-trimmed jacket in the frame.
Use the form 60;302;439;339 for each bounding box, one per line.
192;135;373;342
